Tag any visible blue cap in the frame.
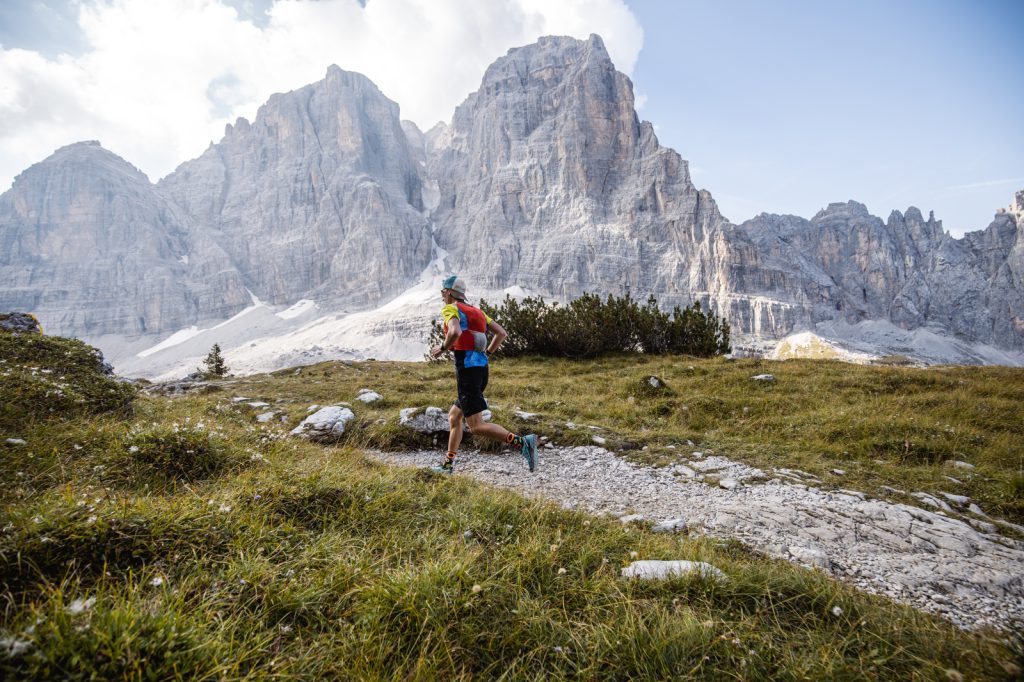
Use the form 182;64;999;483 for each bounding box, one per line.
442;275;467;298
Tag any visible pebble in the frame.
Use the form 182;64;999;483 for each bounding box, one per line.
4;438;27;446
947;460;975;471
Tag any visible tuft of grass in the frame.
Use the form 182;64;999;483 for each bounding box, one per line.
0;332;135;434
122;423;240;483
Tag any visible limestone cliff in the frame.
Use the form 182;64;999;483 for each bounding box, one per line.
158;66;433;309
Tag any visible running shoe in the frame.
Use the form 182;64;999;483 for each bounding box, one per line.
431;459;455;475
520;434;538;472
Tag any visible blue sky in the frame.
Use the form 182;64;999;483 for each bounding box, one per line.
1;0;1020;235
627;0;1024;232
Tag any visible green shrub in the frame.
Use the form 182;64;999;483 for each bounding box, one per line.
427;293;730;360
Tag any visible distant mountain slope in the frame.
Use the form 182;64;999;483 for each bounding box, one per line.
0;141;248;337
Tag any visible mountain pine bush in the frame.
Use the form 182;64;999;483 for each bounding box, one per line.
428;293;730;359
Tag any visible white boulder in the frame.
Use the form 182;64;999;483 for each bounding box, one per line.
651;518;688;534
289;406;355;440
356;389;383;403
621;560;726;582
399;407;450;433
788;546;831;569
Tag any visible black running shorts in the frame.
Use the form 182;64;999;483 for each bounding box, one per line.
454;364;488;417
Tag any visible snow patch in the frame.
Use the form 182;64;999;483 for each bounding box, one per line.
276;299;317;320
136;326;201;358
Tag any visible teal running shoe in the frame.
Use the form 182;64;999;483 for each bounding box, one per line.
431;459;454;475
520;434;538;472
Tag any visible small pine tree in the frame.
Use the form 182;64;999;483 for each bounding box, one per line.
203;343;228;377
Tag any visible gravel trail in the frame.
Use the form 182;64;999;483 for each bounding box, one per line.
367;444;1024;633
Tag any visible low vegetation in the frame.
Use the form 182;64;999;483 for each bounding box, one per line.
1;330;1022;679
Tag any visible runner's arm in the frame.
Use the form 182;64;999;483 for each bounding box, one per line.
485;320;507;354
430;323;462;359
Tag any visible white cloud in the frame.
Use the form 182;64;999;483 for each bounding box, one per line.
0;0;643;190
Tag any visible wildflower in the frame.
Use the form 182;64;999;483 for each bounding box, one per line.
66;596;96;615
218;504;232;513
831;605;843;617
471;584;482;593
128;446;139;453
549;544;559;552
557;567;567;575
86;516;97;524
0;636;32;657
629;551;638;559
32;516;42;524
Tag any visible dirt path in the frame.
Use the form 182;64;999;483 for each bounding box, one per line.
367;444;1024;633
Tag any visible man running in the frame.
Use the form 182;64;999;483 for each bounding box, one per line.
429;275;537;474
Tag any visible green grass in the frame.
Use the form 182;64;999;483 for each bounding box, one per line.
1;333;1023;679
228;354;1024;525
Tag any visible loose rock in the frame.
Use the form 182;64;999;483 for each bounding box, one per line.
289;406;355;440
622;560;727;582
399;406;449;433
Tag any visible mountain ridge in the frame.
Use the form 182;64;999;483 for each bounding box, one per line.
0;34;1021;371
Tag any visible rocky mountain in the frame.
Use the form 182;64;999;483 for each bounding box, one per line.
735;197;1024;350
429;35;728;307
0;141;248;337
0;35;1021;369
158;65;433;309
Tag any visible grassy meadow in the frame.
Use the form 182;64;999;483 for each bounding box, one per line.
1;331;1022;679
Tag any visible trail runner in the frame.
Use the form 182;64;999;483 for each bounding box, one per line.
429;275;538;474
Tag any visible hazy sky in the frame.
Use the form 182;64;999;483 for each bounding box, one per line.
0;0;1020;236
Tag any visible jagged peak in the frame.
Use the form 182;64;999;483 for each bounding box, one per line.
812;200;871;221
322;64;381;93
482;33;614;86
904;206;924;222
